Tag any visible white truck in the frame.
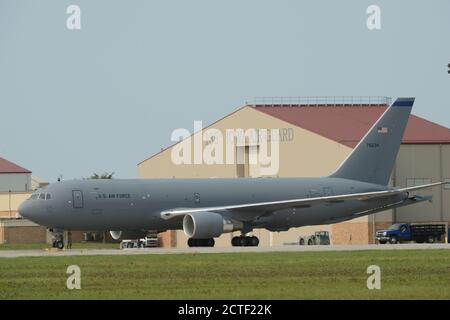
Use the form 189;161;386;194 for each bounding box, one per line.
120;236;158;249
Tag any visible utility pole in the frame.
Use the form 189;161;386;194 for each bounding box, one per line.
448;63;450;74
8;190;12;218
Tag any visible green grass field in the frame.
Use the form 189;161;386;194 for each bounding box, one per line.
1;250;450;299
0;242;119;250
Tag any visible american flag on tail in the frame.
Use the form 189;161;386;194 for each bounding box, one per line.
377;126;389;134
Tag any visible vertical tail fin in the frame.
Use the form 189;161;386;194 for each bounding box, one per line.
330;97;414;185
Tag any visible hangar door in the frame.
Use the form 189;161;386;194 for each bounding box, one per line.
72;190;84;208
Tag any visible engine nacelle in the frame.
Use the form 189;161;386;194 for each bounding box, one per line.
183;212;243;239
109;230;148;240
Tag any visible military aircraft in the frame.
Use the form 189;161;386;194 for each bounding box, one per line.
19;97;442;247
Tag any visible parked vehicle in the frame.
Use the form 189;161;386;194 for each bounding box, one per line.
120;236;158;249
299;231;330;245
376;223;446;244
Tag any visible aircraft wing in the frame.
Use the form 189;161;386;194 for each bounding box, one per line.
160;182;442;219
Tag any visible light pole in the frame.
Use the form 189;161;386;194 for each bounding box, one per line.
8;190;11;218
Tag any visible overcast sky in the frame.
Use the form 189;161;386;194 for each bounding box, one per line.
1;0;449;182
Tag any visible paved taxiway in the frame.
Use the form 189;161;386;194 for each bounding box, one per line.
0;243;449;258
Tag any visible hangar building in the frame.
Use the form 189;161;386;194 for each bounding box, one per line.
137;97;450;247
0;157;48;244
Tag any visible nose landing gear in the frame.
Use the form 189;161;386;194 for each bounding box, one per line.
231;235;259;247
54;239;64;250
48;228;64;250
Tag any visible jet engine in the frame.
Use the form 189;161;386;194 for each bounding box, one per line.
182;212;243;239
109;230;148;240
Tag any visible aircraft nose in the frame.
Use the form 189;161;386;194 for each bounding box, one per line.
18;201;32;219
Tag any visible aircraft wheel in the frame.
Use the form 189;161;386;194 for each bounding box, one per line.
188;238;215;247
231;236;259;247
206;238;215;247
250;236;259;247
239;236;247;247
55;240;64;250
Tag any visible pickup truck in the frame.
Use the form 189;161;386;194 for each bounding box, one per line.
376;223;446;244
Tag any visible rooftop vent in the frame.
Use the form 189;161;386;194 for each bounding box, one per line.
252;96;391;107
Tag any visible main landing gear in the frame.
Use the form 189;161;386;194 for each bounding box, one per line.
231;235;259;247
187;238;215;247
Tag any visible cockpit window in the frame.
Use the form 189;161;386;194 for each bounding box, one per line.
30;192;52;200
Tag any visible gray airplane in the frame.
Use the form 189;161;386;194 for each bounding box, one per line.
19;97;442;247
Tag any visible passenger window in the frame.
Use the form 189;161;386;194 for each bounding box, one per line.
46;193;51;200
39;193;45;200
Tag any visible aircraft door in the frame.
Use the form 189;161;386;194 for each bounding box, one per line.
72;190;84;208
193;193;201;204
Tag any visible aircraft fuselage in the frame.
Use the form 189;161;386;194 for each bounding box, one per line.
19;177;405;232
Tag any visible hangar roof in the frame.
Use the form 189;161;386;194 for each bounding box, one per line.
0;157;31;174
138;102;450;165
254;105;450;147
